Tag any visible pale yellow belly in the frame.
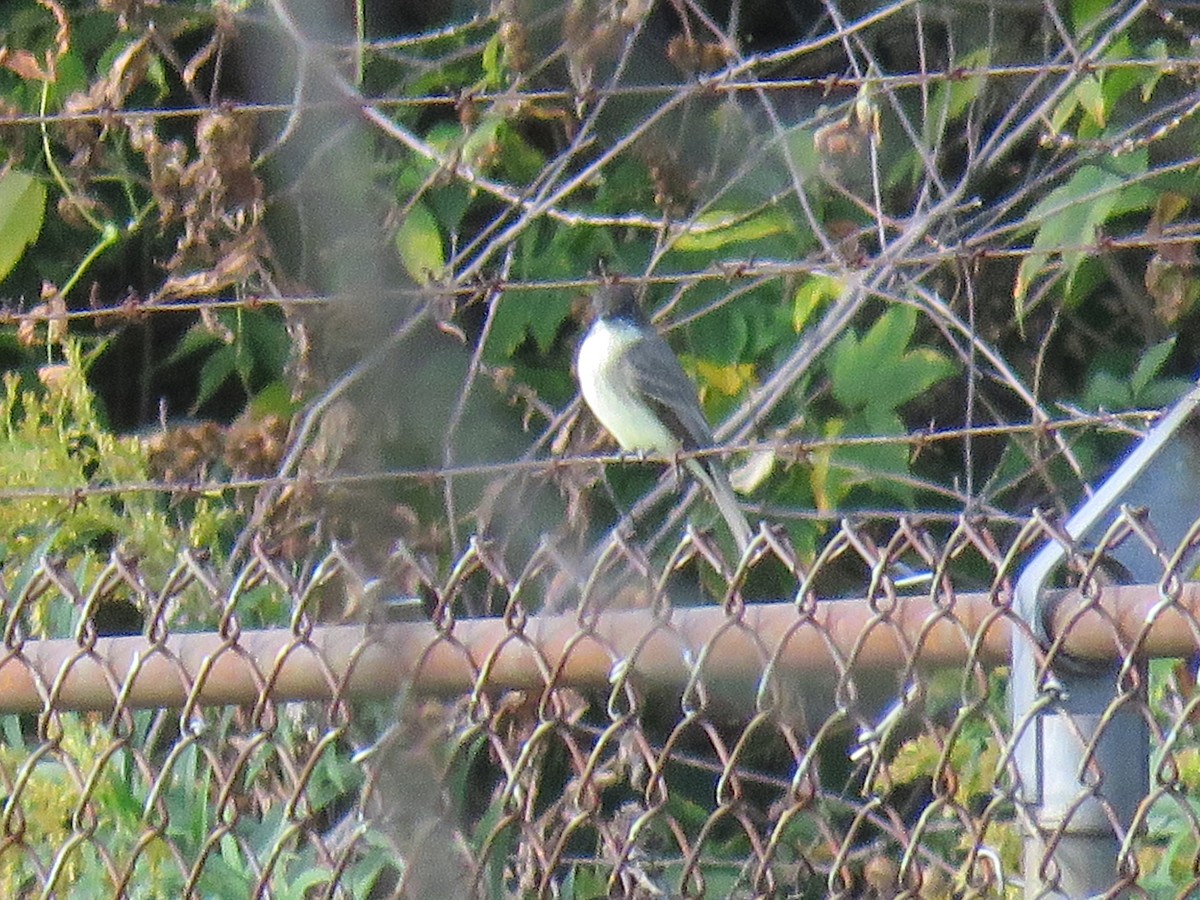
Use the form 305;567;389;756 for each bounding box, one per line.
577;320;678;454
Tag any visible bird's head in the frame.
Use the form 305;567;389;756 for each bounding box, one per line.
590;284;645;323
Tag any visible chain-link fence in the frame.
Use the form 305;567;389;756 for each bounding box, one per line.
3;503;1200;897
5;0;1200;896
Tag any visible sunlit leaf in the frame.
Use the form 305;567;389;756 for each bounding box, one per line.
1074;75;1105;126
1013;153;1152;307
889;734;941;785
394;200;445;284
481;32;504;87
1071;0;1110;30
673;208;791;252
246;381;296;419
0;171;47;284
807;418;844;513
692;359;755;397
495;121;544;183
945;48;989;121
792;274;844;332
460;115;503;169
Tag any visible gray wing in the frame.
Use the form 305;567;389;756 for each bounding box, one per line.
620;331;715;449
623;329;753;552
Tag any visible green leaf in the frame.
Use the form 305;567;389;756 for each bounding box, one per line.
239;309;291;378
1049;37;1140;136
860;304;916;366
1071;0;1109;30
195;345;237;411
481;32;504;87
45;51;87;107
689;308;747;366
485;291;573;360
0;170;47;283
829;306;956;413
1074;75;1105;127
793;275;844;332
460;115;503;169
1143;39;1169;101
673;208;791;252
146;54;169;98
1131;337;1176;399
234;331;254;384
426;182;472;236
495;120;545;184
839;411;916;506
945;48;989;122
164;321;226;370
1099;37;1140;113
1082;368;1130;410
829;305;917;409
277;869;332;900
1014;155;1152;306
810;411;915;510
881;347;958;409
394;200;445;284
246;381;297;419
1139;377;1193;410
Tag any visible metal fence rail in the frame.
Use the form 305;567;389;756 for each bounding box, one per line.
2;512;1199;898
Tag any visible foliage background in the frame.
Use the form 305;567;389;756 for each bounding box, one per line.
3;0;1198;570
1;0;1200;895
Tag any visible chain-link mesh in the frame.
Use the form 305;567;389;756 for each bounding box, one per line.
4;0;1200;896
1;513;1198;897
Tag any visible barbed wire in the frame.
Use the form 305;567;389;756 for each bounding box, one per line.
0;410;1155;503
3;52;1196;130
6;214;1200;318
1;0;1188;557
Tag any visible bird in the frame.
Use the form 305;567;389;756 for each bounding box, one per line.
576;283;753;553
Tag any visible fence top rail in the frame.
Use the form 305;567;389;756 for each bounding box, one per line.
1;579;1195;714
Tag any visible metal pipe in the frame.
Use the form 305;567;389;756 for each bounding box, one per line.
1011;379;1200;898
0;580;1195;714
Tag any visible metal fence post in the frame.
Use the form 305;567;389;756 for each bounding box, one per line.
1013;381;1200;897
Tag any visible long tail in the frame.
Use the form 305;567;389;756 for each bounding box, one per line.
686;457;753;554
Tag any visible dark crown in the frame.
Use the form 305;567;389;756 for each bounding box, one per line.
590;284;645;322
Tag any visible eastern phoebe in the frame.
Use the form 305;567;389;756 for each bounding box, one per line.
577;284;753;552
